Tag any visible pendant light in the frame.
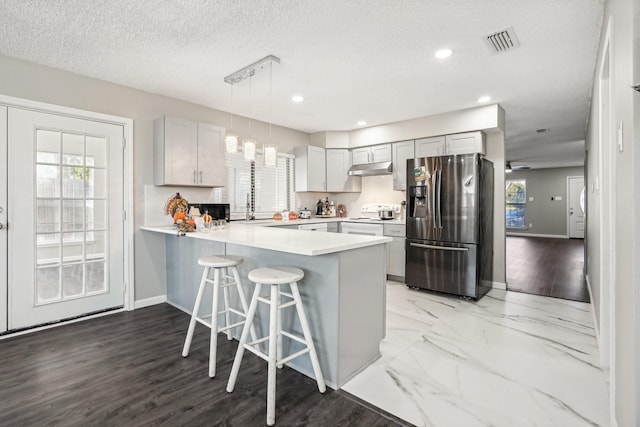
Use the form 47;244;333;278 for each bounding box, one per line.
242;73;257;162
224;83;238;153
264;60;278;167
223;55;280;163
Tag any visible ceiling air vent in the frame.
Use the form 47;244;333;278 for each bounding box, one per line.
484;27;520;53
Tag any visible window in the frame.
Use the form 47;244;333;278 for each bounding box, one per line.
212;149;294;219
506;179;526;228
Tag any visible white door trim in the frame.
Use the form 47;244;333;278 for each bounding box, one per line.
0;94;134;312
0;106;6;333
597;16;615;425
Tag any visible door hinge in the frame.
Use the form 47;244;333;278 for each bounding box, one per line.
123;210;127;221
122;137;127;148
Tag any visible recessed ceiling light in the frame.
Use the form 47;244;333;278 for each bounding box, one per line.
357;120;367;126
434;49;453;59
291;95;304;103
477;96;491;103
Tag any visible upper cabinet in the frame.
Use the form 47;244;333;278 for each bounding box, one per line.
445;131;485;155
415;132;485;157
392;140;415;191
352;143;392;165
414;136;446;157
294;145;326;192
154;116;225;187
326;149;361;192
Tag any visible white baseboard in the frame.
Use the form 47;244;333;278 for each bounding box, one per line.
134;295;167;309
585;274;601;352
506;232;569;239
491;281;507;290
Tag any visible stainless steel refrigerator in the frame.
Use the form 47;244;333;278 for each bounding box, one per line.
405;153;494;299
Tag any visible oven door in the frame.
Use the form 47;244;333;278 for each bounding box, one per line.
405;239;478;298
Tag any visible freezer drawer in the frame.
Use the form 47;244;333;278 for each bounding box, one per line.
405;239;478;298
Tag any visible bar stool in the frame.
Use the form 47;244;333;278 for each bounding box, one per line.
226;266;326;426
182;255;256;378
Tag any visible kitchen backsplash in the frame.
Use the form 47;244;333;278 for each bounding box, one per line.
145;175;405;225
295;174;405;218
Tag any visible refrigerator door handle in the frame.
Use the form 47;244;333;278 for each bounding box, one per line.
410;242;469;252
437;168;443;228
431;171;437;228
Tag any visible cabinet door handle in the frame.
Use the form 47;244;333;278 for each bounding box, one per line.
199;171;203;183
193;170;196;184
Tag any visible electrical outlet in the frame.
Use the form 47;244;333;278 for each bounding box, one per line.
528;223;533;228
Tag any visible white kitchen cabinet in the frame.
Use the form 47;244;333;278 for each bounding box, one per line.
154;116;225;187
326;222;339;233
384;223;405;278
326;149;361;192
392;140;415;191
414;132;485;158
415;136;446;157
445;131;485;155
294;145;326;192
351;143;392;165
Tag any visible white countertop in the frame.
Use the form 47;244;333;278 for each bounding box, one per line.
141;223;391;256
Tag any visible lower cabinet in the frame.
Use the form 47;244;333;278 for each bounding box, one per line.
384;223;405;278
327;222;339;233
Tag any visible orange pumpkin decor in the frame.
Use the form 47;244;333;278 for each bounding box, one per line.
187;218;196;227
173;210;186;224
288;211;299;221
202;212;213;223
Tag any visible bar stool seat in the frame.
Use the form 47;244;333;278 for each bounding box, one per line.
182;254;255;378
226;266;325;426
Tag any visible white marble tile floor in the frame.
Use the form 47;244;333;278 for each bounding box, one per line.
342;281;610;427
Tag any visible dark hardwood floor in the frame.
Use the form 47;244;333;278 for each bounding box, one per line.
506;236;589;302
0;304;409;427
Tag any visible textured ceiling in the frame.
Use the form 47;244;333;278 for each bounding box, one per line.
0;0;603;168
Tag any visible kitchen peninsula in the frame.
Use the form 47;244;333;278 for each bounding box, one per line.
141;223;391;389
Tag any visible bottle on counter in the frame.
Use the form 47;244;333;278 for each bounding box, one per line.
316;199;324;216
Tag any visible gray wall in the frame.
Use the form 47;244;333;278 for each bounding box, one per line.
0;54;311;301
585;0;639;424
507;167;584;237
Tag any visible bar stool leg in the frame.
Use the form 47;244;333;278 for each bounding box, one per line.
227;282;262;393
209;267;221;378
223;267;232;341
267;284;279;426
230;265;258;343
182;266;209;357
290;281;326;393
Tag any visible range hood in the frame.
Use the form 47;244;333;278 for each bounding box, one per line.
348;161;393;176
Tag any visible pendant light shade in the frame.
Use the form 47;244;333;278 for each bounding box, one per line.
243;139;256;161
264;145;278;167
225;133;238;153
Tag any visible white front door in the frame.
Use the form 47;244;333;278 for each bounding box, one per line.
568;176;585;239
7;108;125;330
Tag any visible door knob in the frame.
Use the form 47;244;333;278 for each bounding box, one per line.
0;223;4;230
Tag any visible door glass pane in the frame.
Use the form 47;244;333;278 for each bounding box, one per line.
88;199;106;230
62;133;84;165
36;199;60;233
36;129;60;159
62;166;85;198
36;234;60;266
36;267;60;303
88;168;105;199
86;231;105;259
85;136;106;168
62;199;84;232
86;261;106;293
36;164;60;198
62;264;83;297
62;235;83;262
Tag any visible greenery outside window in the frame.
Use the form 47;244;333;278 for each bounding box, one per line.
506;179;526;229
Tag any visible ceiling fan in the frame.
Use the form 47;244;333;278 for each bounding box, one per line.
505;161;530;172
